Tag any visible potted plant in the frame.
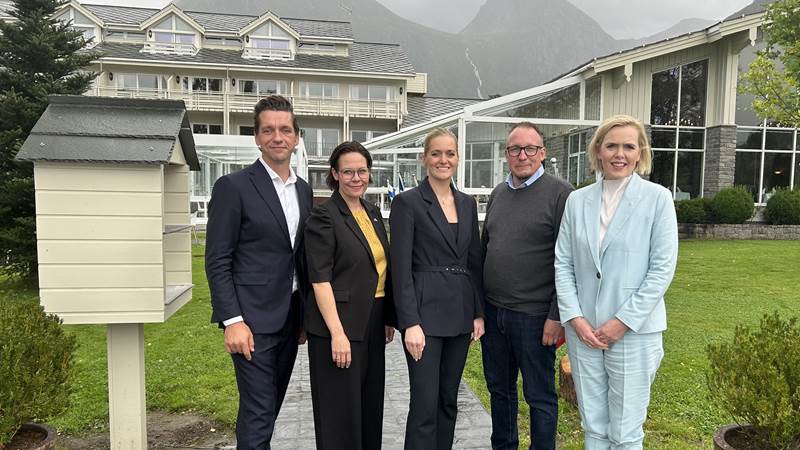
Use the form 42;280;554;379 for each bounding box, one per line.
706;312;800;450
0;299;76;450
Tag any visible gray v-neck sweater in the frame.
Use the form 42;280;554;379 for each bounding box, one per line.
481;173;574;320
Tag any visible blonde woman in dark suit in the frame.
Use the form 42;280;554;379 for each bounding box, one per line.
390;128;485;450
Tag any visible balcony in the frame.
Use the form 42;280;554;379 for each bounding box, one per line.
92;87;401;120
242;47;293;60
141;42;198;56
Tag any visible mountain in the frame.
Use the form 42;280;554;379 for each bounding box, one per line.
173;0;717;99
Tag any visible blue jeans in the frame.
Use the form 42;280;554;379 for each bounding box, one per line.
481;302;557;450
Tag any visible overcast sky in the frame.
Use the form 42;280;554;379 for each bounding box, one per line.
85;0;754;39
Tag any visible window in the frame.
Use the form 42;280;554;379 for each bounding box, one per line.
244;21;293;59
567;131;589;186
299;42;336;52
350;85;394;101
106;30;145;42
734;124;798;204
204;36;240;46
649;60;708;199
192;123;223;135
182;77;223;93
239;126;255;136
251;38;290;50
148;15;196;47
299;82;339;99
351;130;388;143
117;73;167;91
239;79;288;96
56;8;97;45
303;128;339;157
464;142;494;188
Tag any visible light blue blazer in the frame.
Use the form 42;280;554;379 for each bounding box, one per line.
555;174;678;334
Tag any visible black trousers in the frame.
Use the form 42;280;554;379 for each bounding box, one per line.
308;298;386;450
403;332;471;450
231;292;302;450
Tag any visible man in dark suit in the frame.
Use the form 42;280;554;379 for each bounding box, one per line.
205;95;313;449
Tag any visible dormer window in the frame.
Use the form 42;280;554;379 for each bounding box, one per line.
143;15;198;56
243;21;294;60
55;8;99;47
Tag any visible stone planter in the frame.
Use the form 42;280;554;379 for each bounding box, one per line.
5;423;57;450
713;423;763;450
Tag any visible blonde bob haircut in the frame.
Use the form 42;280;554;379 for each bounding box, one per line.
423;127;458;155
587;115;652;176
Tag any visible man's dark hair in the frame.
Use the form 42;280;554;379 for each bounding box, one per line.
509;121;544;140
326;141;373;190
253;95;299;134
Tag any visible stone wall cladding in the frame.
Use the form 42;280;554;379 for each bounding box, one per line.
678;223;800;240
703;125;737;198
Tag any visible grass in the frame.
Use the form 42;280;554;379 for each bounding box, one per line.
2;240;799;449
462;240;800;449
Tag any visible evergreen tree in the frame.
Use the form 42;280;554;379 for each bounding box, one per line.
0;0;97;279
739;0;800;127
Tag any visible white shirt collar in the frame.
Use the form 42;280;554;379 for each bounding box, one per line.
259;157;297;185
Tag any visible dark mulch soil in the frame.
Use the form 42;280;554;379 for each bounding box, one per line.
6;427;47;450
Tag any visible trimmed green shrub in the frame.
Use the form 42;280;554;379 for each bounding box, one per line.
709;186;754;224
675;198;707;223
707;312;800;450
575;177;597;189
0;299;76;446
765;188;800;225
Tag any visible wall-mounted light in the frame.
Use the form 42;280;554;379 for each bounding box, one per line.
175;76;181;84
245;35;250;43
399;86;403;94
148;30;153;39
108;72;113;81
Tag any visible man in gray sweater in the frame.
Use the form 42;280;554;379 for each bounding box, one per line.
481;121;574;450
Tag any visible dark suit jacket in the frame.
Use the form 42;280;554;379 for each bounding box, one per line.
389;178;484;337
304;191;396;341
205;160;313;334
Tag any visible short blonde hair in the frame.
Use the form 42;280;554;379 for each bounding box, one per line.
423;127;458;155
587;115;652;175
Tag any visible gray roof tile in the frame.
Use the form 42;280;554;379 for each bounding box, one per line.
93;41;415;75
17;95;199;170
81;3;354;39
405;96;481;127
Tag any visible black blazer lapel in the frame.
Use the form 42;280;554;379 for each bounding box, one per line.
455;191;472;256
247;160;291;246
332;191;376;267
294;178;311;254
420;177;458;255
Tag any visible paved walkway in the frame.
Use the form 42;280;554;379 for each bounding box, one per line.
271;338;493;449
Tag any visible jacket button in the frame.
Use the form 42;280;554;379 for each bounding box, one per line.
596;272;601;279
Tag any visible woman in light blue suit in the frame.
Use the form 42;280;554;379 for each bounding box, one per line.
554;115;678;450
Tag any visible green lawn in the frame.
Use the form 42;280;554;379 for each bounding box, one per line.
2;240;799;449
463;240;800;449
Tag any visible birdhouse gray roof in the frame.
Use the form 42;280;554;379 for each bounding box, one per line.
16;95;199;170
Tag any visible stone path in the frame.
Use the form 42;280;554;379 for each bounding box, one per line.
271;338;493;449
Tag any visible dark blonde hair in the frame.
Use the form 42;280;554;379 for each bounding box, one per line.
423;128;458;155
587;115;652;175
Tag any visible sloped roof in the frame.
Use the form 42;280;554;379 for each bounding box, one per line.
81;3;353;39
17;95;199;170
93;41;415;75
405;96;481;128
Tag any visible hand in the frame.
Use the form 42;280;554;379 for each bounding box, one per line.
331;332;351;369
385;326;395;344
569;317;608;350
297;328;307;345
471;318;485;344
542;319;564;346
224;322;255;361
404;325;426;361
594;318;629;345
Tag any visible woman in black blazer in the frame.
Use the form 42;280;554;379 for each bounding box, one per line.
304;141;396;450
390;128;485;450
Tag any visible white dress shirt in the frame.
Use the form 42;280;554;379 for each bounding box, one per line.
599;174;633;246
222;158;301;327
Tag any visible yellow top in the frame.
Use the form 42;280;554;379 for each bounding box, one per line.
353;208;387;298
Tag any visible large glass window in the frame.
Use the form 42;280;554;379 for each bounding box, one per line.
182;77;223;93
567;131;589;186
116;73;166;92
303;128;339;158
300;82;339;99
734;124;798;203
350;85;395;101
149;15;196;46
239;79;288;95
649;60;708;199
351;130;388;143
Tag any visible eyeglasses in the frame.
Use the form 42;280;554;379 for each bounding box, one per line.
505;145;544;157
338;168;370;180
